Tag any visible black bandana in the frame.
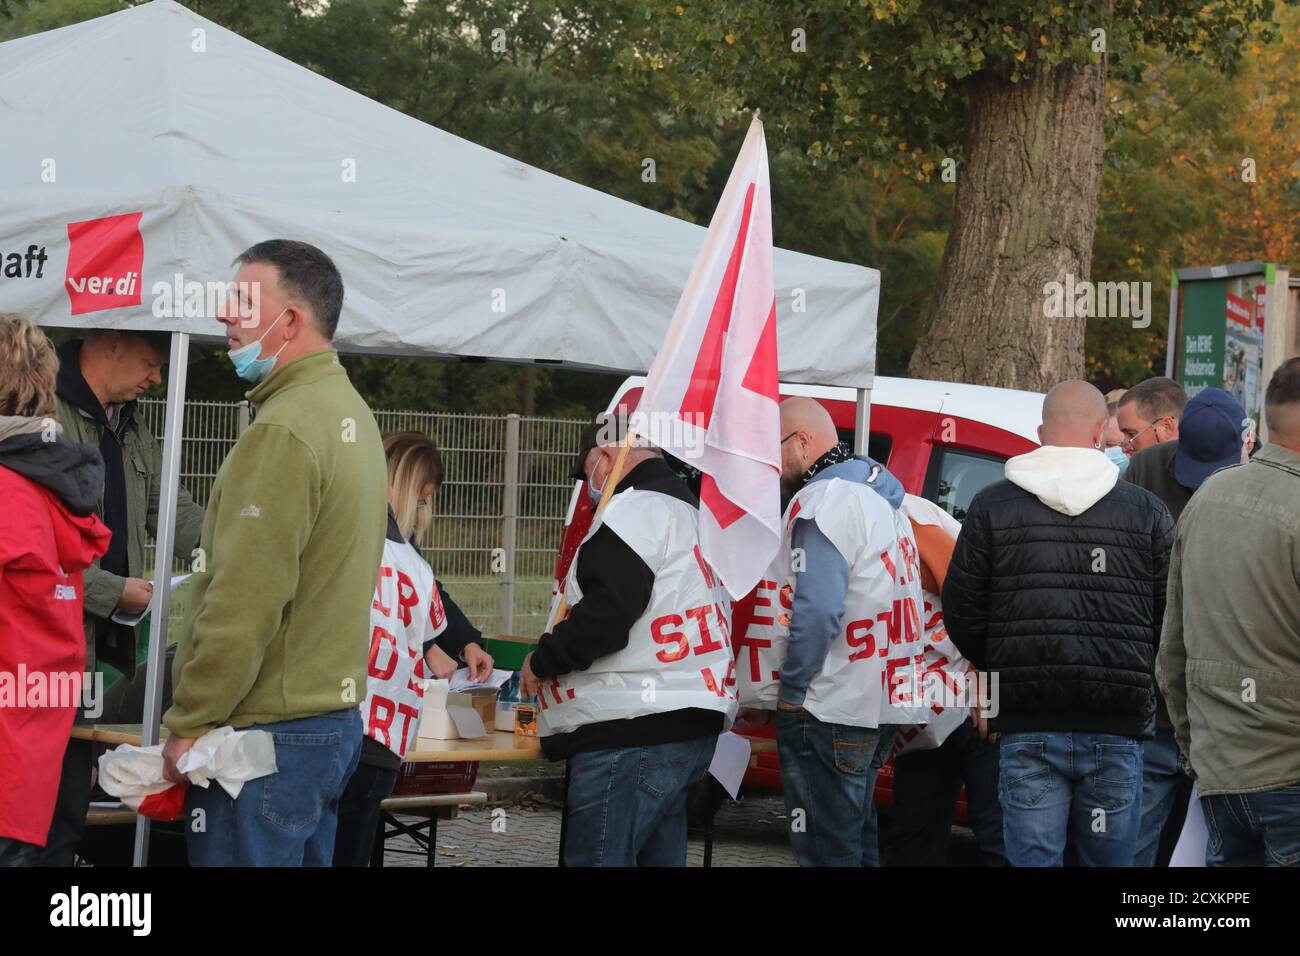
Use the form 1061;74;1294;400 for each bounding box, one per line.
799;440;855;489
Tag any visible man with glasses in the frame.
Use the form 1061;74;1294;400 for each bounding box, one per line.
1116;377;1187;454
1124;385;1252;867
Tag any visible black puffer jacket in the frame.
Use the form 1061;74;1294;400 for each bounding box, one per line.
942;461;1174;740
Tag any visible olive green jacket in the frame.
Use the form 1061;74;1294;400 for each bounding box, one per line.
55;393;205;676
164;349;388;739
1156;443;1300;796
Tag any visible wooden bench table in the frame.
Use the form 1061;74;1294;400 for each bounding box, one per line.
76;725;776;867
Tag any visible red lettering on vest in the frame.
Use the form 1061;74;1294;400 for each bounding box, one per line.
368;625;399;680
686;605;723;655
369;695;395;749
751;579;777;626
429;586;446;631
886;653;926;705
905;596;921;643
735;629;771;682
846;618;876;662
372;565;393;615
693;545;716;588
651;614;690;663
395;570;419;627
395;702;421;754
879;550;897;582
923;597;943;633
899;535;919;582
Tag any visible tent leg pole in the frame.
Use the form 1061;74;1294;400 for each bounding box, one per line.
132;331;190;868
853;386;872;456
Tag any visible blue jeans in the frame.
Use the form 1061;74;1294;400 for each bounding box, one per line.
562;735;716;866
775;708;882;867
998;731;1143;867
1134;728;1192;867
185;709;363;867
1202;785;1300;867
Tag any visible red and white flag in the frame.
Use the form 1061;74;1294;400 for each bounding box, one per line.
632;115;780;599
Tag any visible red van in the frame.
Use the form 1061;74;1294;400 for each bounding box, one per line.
550;375;1043;820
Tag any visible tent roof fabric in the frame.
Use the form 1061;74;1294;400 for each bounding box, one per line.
0;0;877;386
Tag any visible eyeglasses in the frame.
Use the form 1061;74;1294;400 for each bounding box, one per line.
780;431;798;444
1121;420;1159;452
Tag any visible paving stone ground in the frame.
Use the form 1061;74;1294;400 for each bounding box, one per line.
384;792;796;867
383;792;982;867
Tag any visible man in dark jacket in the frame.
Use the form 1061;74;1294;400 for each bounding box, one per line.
943;380;1174;867
43;330;204;865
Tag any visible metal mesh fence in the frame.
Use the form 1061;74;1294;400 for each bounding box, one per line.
140;399;586;638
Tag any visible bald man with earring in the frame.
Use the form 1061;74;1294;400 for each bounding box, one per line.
942;381;1174;867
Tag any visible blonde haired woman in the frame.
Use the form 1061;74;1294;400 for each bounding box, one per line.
0;314;110;866
333;430;493;866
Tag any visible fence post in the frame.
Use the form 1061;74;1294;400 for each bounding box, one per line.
500;413;521;635
237;400;251;435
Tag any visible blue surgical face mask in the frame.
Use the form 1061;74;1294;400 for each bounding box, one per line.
228;308;289;383
586;472;605;507
1105;445;1129;474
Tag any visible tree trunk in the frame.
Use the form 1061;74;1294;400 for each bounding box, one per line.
908;60;1107;390
518;365;538;417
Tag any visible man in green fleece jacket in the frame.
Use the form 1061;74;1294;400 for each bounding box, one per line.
162;240;387;867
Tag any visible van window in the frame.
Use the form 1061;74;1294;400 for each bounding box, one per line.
868;432;892;465
834;429;892;465
923;447;1006;522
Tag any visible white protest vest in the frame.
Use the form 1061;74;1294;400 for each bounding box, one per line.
891;494;976;755
360;537;448;758
536;488;738;737
736;476;925;728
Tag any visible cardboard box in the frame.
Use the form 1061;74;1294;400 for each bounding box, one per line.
495;702;516;732
465;688;497;731
416;681;493;740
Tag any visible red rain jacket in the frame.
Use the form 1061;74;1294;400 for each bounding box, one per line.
0;464;110;846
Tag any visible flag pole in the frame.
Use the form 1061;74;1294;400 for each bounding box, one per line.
545;429;636;629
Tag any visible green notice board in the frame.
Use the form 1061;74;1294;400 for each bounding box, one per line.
1179;279;1228;392
1173;263;1269;426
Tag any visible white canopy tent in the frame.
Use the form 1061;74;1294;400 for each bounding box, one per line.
1;0;878;382
0;0;880;864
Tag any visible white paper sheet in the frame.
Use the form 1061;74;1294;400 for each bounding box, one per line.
110;574;192;627
707;731;752;800
448;667;513;692
1170;784;1208;867
447;706;487;739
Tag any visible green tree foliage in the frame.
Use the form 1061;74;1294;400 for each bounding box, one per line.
6;0;1293;405
658;0;1281;178
655;0;1286;390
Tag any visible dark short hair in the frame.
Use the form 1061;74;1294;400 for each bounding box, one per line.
1119;376;1188;422
569;409;659;480
84;328;171;359
1264;357;1300;432
233;239;344;339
